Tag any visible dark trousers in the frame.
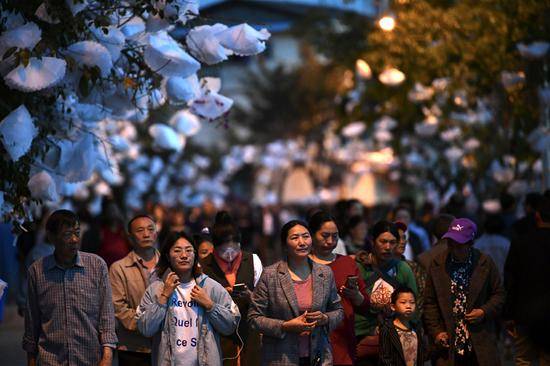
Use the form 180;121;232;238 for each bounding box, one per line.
454;351;478;366
298;357;311;366
117;350;151;366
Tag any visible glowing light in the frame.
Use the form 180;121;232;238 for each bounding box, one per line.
378;16;395;32
379;67;405;86
355;59;372;79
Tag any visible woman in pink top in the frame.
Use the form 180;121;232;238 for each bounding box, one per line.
248;220;344;366
308;211;370;365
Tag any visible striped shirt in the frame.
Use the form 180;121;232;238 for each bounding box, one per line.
23;252;118;365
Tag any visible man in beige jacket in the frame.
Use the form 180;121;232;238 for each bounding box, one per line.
109;214;159;366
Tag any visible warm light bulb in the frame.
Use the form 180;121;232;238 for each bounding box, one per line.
379;16;395;31
355;59;372;79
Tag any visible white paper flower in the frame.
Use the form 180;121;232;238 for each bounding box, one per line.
201;77;222;93
517;41;550;59
144;31;200;78
91;26;125;63
375;115;398;130
187;24;232;65
217;23;271;56
440;127;462;142
161;0;199;24
28;171;58;201
432;77;450;91
444;146;464;162
119;17;146;39
0;22;41;55
169;109;201;136
165;74;201;104
342;121;365;137
66;0;88;15
408;82;434;102
0;105;37;161
150;88;166;109
148;124;185;151
4;57;66;92
35;3;60;24
66;41;113;77
56;133;98;182
190;92;233;120
379;67;405;86
374;129;393;143
464;137;480;151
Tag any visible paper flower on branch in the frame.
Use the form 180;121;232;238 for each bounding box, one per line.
66;41;113;77
187;24;232;65
56;133;98;182
91;26;126;63
148;124;185;151
28;171;58;201
217;23;271;56
379;67;405;86
0;105;37;161
408;82;434;102
170;109;201;136
4;57;66;92
66;0;88;15
144;31;200;78
190;92;233;120
0;22;41;55
120;17;146;39
165;74;201;104
342;121;365;138
444;146;463;162
517;41;550;59
160;0;199;24
374;115;398;130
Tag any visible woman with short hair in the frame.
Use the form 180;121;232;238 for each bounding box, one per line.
248;220;344;365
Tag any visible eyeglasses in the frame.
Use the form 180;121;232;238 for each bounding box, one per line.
320;232;339;241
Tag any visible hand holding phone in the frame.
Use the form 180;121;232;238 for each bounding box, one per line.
346;275;358;289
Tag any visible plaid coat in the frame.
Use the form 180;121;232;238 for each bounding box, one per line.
248;260;344;366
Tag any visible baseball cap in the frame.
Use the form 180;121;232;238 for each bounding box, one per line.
442;218;477;244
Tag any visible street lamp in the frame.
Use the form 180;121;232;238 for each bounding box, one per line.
378;15;395;31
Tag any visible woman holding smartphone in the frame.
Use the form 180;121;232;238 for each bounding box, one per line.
136;231;240;366
248;220;344;365
308;211;370;366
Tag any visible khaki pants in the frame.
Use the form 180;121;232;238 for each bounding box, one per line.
514;327;550;366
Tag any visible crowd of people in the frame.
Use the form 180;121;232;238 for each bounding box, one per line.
14;189;550;366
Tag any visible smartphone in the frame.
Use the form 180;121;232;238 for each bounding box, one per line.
346;275;358;289
233;283;247;293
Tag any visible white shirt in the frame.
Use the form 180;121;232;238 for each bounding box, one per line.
171;280;200;366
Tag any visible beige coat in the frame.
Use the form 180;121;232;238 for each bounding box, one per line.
109;250;158;352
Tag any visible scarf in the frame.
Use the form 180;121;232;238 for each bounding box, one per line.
212;250;243;287
449;249;473;356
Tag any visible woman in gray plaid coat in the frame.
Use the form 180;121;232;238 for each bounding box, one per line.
248;220;344;366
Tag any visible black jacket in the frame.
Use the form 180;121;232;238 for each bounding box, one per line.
379;319;424;366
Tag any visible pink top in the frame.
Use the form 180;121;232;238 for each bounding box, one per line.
293;275;313;358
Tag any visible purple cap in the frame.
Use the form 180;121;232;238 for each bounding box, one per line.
442;218;477;244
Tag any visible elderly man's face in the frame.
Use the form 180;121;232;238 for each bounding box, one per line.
51;223;81;261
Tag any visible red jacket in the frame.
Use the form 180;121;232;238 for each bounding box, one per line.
328;255;370;365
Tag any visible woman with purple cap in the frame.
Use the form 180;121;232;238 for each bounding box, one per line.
423;218;505;366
